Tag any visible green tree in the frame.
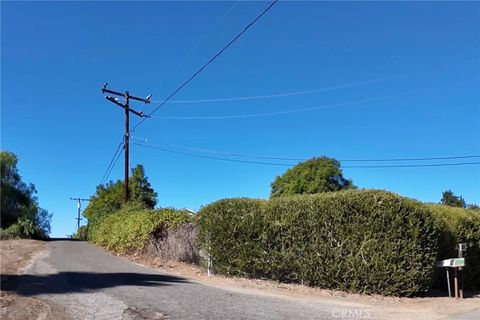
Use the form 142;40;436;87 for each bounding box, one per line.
270;157;355;198
440;190;466;208
83;164;157;221
0;151;51;238
129;165;157;208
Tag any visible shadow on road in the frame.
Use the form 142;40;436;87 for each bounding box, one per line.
2;272;190;296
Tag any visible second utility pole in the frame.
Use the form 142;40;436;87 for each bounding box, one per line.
102;83;151;202
69;197;90;231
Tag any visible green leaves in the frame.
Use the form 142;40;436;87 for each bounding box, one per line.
429;204;480;290
83;164;157;222
270;157;354;198
0;151;51;239
440;190;466;208
89;205;192;254
198;190;440;297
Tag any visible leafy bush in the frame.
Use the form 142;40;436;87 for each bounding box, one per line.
428;204;480;290
0;215;50;240
0;228;15;239
197;198;267;276
270;157;354;198
75;225;88;240
88;205;192;255
198;190;440;297
1;151;52;238
83;165;157;222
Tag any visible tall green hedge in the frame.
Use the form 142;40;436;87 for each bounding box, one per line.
89;205;192;254
428;204;480;290
198;190;440;297
197;198;267;276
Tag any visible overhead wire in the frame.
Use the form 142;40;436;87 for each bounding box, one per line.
133;142;480;168
97;1;277;188
99;140;124;186
171;0;241;74
153;76;397;104
151;57;477;104
132;137;480;163
132;0;279;132
133;142;292;166
148;95;395;120
102;144;124;184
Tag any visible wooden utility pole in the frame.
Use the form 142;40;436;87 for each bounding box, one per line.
102;83;151;202
69;197;90;231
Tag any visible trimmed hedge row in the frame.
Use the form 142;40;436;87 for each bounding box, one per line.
428;204;480;290
88;205;192;254
198;190;440;297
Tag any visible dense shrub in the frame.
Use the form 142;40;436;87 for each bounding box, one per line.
428;204;480;290
198;190;440;297
75;225;88;240
197;198;267;276
88;205;192;254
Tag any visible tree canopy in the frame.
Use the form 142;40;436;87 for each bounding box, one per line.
83;164;157;221
440;190;466;208
270;157;355;198
0;151;51;238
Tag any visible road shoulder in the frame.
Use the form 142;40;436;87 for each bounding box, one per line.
126;253;480;320
0;239;70;320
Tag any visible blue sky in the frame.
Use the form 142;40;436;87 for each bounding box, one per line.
2;1;479;238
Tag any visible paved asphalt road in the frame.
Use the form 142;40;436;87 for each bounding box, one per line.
10;240;377;320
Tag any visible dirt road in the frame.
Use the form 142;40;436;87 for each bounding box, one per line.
1;240;54;320
1;240;479;320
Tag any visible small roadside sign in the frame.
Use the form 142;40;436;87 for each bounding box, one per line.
436;258;465;268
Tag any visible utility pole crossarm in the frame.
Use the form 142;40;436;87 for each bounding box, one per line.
105;96;145;117
69;197;91;201
103;83;151;103
101;82;152;203
129;94;152;104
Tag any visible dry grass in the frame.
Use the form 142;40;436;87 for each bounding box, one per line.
144;222;199;264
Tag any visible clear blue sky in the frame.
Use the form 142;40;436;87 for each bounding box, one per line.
2;1;479;238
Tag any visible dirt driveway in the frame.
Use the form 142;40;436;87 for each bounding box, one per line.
1;239;70;320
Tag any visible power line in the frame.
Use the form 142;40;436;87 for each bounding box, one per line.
343;162;480;168
132;0;279;132
133;142;292;166
154;76;396;104
133;137;480;162
148;95;394;120
100;140;124;186
171;0;240;74
155;57;477;104
132;142;480;168
103;145;124;184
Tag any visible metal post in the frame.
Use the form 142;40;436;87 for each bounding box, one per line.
458;244;464;299
207;232;212;277
454;267;459;299
207;254;212;277
446;268;451;298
